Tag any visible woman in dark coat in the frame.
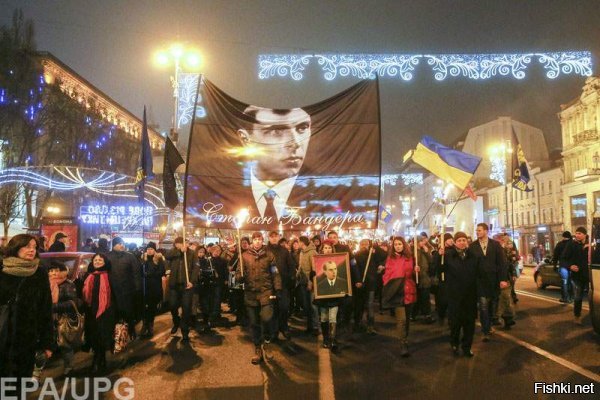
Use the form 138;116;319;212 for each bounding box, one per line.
46;260;83;377
141;242;166;337
82;253;116;374
438;232;484;357
0;234;53;381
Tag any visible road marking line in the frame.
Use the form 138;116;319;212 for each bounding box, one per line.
515;290;589;311
318;347;335;400
494;330;600;382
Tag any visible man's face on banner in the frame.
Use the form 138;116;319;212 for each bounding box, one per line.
239;107;312;182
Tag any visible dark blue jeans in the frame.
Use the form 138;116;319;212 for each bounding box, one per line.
559;266;572;301
478;296;497;334
247;304;274;346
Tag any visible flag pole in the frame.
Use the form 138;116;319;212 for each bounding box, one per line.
412;210;419;285
361;231;376;283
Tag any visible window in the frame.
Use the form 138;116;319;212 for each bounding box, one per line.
541;182;544;195
548;180;552;193
550;208;554;223
570;194;587;228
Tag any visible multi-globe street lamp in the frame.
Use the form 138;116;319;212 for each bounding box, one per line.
153;43;202;143
488;141;513;234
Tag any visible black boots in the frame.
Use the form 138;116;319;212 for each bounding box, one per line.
321;322;330;348
329;323;338;352
91;351;107;374
251;346;263;365
503;317;516;329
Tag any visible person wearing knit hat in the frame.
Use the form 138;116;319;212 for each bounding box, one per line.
553;231;573;303
562;226;589;325
453;232;468;242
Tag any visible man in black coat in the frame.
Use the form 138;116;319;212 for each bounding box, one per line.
439;231;484;357
553;231;573;303
327;230;354;327
106;236;142;338
267;231;295;341
351;239;386;333
561;227;589;325
469;223;509;342
48;232;68;252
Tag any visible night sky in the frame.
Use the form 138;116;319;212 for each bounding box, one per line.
1;0;599;172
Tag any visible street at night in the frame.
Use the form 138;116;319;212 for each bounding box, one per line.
2;2;600;400
32;269;598;400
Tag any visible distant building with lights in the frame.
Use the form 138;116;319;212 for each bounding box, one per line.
559;76;600;232
1;52;166;241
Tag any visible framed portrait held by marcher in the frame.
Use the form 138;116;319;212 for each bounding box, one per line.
313;253;352;299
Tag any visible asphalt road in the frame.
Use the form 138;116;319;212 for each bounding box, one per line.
35;270;599;400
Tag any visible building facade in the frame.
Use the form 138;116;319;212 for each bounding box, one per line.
559;76;600;233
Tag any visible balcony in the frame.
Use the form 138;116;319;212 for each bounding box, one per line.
573;130;598;146
574;168;600;183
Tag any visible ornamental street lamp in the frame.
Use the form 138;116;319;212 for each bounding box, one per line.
488;141;514;236
153;43;202;144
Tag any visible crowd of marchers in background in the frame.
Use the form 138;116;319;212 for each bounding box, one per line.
0;222;598;387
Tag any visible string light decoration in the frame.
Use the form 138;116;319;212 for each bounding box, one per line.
177;73;206;128
258;52;592;81
0;166;167;208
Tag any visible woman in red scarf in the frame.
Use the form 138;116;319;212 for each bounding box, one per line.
82;253;115;374
381;236;418;357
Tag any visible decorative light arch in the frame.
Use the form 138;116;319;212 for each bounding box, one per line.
0;166;167;209
258;52;592;81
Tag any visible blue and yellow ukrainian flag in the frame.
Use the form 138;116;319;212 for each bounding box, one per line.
412;136;481;189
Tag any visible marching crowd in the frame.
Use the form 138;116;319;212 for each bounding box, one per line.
0;222;596;386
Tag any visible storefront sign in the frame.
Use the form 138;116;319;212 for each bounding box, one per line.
79;205;154;229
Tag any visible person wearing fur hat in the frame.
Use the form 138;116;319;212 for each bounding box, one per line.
140;242;166;337
561;227;589;325
438;231;484;357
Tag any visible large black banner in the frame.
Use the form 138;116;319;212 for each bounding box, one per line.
184;79;381;231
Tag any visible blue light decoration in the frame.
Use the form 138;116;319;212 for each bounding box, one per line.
258;52;592;81
0;166;167;208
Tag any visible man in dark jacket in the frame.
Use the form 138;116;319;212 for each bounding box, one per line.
327;230;354;329
561;227;589;325
48;232;69;252
107;236;142;338
267;231;295;341
351;239;386;333
469;223;509;342
208;245;228;323
439;231;484;357
238;232;281;364
553;231;573;303
166;237;199;341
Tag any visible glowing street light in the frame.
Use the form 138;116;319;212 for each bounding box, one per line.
153;43;202;142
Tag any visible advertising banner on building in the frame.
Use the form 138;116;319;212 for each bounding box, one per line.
185;79;381;231
41;217;79;252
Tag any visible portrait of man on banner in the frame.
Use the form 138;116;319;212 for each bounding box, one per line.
312;253;352;299
184;79;381;231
